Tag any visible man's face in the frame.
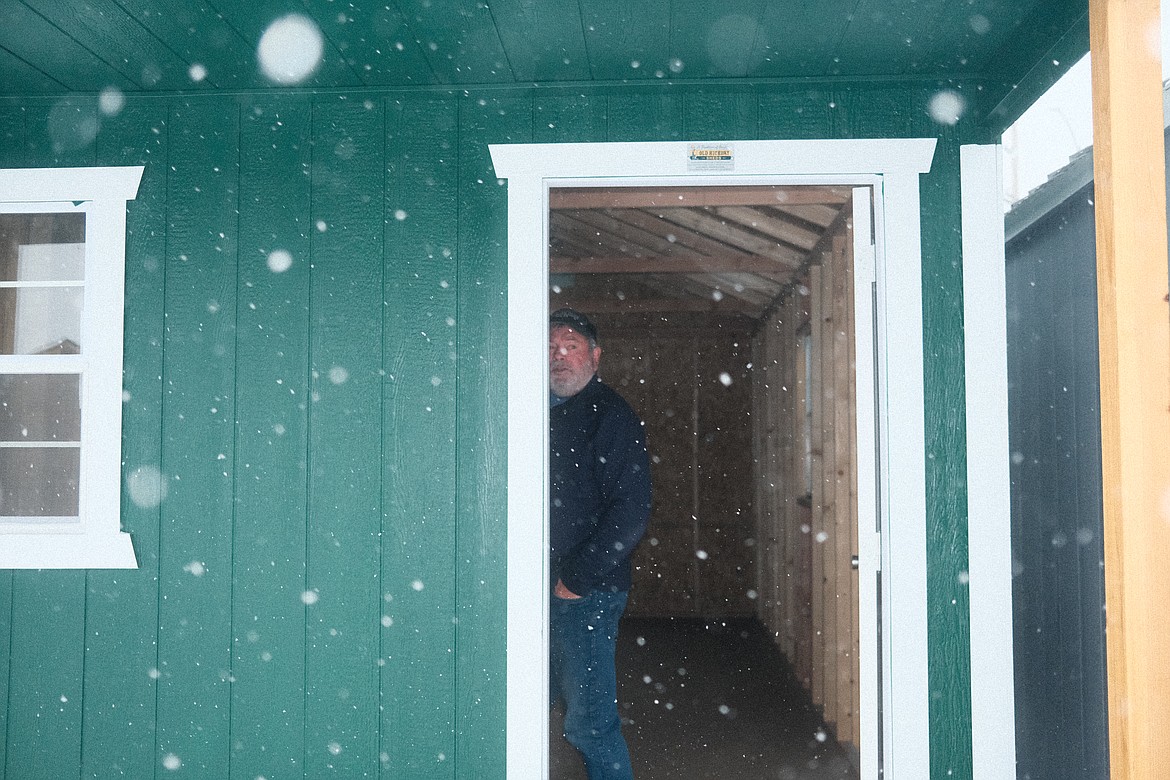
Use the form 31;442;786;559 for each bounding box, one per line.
549;324;600;397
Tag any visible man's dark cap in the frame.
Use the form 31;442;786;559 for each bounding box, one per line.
550;307;598;344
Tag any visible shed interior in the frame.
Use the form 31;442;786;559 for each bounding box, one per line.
548;184;864;764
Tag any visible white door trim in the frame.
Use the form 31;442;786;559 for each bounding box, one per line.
960;143;1018;779
490;138;936;779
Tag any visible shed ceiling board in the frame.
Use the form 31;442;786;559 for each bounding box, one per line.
488;0;593;83
302;0;433;85
577;0;672;81
666;0;771;79
0;0;1089;126
0;1;137;92
395;0;514;84
751;2;856;78
115;0;264;89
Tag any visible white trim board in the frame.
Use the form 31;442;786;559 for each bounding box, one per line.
960;143;1018;780
0;166;142;569
491;138;936;779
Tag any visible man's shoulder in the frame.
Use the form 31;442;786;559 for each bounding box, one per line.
583;379;642;423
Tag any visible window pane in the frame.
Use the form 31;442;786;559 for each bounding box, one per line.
0;213;85;281
0;287;83;354
0;447;79;517
0;374;81;441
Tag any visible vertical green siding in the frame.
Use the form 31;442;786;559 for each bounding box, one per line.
0;83;982;779
304;98;385;776
452;93;529;777
229;94;312;780
156;97;239;775
920;127;974;780
381;96;459;775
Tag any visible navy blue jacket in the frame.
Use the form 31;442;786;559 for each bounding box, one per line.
550;375;652;595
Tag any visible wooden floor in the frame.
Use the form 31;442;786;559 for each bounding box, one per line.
551;617;858;780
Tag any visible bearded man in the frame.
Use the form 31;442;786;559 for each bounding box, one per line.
548;307;652;780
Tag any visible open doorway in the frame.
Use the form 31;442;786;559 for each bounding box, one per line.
546;184;865;779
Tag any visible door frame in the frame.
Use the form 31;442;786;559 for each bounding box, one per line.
490;138;936;779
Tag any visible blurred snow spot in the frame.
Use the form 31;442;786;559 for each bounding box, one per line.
746;589;758;600
718;704;731;715
327;741;342;756
814;728;827;742
122;390;132;403
127;465;168;508
183;561;206;577
188;63;208;83
394;209;408;221
630;60;641;69
148;667;161;680
1010;451;1024;465
642;675;652;684
382;615;393;627
957;570;970;585
162;753;181;771
258;14;324;85
1051;531;1068;549
48;98;100;153
969;14;991;34
98;87;125;117
695;549;709;560
719;372;733;386
411;579;425;591
431;376;442;386
928;90;966;126
712;290;724;302
261;651;273;662
800;523;810;534
316;220;328;232
814;531;829;544
636;636;646;646
328;366;349;385
707;15;766;74
677;667;686;676
669;58;684;74
266;249;293;273
273;423;286;436
301;589;320;605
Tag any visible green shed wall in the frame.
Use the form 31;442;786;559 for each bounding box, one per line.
0;85;984;779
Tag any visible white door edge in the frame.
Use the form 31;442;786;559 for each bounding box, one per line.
492;138;936;780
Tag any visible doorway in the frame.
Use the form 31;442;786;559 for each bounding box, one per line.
491;138;936;780
546;183;865;779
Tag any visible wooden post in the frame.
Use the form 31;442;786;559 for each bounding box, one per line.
1088;1;1170;777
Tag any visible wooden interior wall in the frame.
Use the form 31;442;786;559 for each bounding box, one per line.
752;215;860;749
590;321;755;619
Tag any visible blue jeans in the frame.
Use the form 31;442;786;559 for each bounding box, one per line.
549;588;633;780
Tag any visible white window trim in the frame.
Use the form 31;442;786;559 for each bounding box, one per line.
0;166;142;569
490;139;936;779
960;144;1018;780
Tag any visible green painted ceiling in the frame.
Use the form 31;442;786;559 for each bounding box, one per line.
1;0;1087;122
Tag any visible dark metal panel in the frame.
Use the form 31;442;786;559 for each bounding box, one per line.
1006;181;1108;780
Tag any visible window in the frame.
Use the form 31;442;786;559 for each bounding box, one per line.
0;166;142;568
